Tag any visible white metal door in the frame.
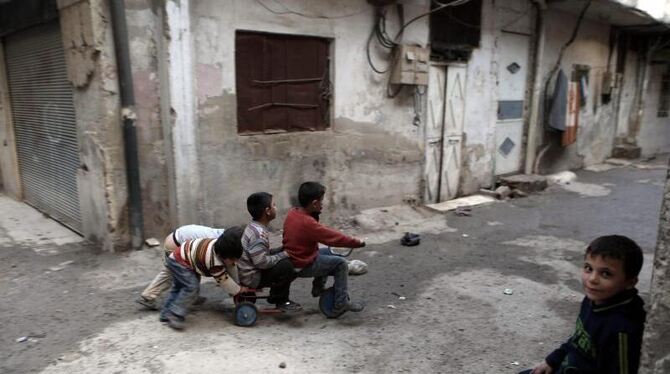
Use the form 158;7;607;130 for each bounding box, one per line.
423;64;465;203
423;65;446;203
495;32;530;176
440;64;466;200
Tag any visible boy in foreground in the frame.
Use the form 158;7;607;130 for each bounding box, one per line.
283;182;366;314
522;235;646;374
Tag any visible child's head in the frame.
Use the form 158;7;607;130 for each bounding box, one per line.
298;182;326;213
581;235;643;304
247;192;276;222
214;226;244;265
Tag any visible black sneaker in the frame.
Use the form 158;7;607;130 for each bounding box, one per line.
165;312;185;330
136;297;158;311
311;284;325;298
277;300;303;313
333;299;366;314
193;296;207;306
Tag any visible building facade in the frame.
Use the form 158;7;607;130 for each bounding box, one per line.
0;0;669;250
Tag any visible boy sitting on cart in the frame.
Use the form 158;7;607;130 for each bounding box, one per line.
282;182;366;314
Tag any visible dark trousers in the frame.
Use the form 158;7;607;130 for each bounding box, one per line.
258;258;297;304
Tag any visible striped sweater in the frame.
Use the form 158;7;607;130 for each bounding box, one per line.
170;238;241;295
238;221;288;288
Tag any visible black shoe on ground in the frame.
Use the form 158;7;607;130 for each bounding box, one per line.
164;312;185;330
311;285;325;298
193;296;207;306
136;297;158;311
276;300;303;313
333;299;365;314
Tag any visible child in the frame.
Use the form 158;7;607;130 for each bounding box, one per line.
160;226;251;330
282;182;366;314
523;235;646;374
238;192;301;312
136;224;225;310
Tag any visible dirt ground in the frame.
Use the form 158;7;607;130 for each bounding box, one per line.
0;156;667;374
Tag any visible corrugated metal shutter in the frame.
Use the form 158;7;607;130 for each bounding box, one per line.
4;22;82;232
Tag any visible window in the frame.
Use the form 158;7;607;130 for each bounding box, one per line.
658;73;670;118
429;0;482;61
235;31;331;134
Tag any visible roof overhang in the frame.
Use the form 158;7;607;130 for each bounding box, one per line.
546;0;669;32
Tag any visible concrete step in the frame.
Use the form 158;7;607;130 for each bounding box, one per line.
611;144;641;159
498;174;548;193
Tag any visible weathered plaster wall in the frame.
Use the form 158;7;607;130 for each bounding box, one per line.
638;63;670;156
616;44;641;141
536;9;617;173
125;0;171;237
458;0;497;194
184;0;426;225
640;158;670;374
0;41;22;199
58;0;129;251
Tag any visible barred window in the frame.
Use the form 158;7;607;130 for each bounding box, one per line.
235;31;331;134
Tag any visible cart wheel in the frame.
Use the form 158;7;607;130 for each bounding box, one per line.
319;287;346;319
234;302;258;327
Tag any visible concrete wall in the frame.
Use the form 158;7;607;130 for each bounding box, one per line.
616;43;641;141
640;158;670;373
164;0;427;226
57;0;129;250
125;0;171;237
536;9;618;173
638;63;670;156
458;0;497;193
0;41;22;199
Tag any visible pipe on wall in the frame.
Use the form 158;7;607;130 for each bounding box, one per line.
109;0;144;250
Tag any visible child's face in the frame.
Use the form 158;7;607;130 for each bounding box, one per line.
307;196;324;214
581;253;637;304
265;198;277;221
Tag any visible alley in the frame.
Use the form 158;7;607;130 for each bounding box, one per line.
0;156;666;373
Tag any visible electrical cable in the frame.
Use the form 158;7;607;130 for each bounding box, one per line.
367;21;391;74
393;0;473;43
255;0;369;19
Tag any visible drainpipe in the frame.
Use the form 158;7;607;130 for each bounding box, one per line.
524;0;546;174
109;0;144;250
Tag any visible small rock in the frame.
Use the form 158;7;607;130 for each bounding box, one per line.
511;361;520;366
398;296;406;301
495;185;512;199
503;288;514;295
16;337;28;343
462;234;469;238
279;362;286;369
145;238;161;247
387;305;397;309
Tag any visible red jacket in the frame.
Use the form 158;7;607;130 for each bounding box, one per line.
282;208;363;268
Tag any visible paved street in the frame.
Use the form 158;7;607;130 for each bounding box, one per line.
0;156;667;374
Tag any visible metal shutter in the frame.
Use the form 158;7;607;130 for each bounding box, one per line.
4;22;82;232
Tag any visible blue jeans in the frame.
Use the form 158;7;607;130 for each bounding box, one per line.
160;257;200;319
297;247;349;307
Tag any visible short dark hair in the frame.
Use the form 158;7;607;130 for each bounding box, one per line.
298;182;325;207
213;226;244;259
247;192;273;220
585;235;643;279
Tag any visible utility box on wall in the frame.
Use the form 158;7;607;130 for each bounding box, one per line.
390;44;429;86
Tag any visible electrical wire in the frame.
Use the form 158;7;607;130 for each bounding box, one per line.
393;0;474;43
255;0;369;19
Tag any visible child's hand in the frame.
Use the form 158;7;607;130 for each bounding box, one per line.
238;286;256;294
531;361;553;374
